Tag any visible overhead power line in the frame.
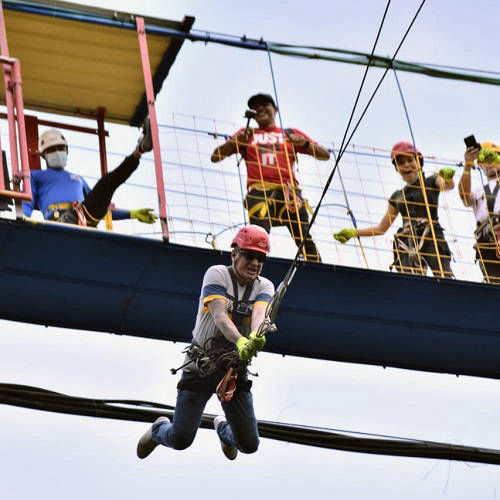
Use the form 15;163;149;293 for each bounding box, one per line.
1;383;500;465
5;0;500;87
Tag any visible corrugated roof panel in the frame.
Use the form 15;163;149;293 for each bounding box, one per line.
0;3;193;124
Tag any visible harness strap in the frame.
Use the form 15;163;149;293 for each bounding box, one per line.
484;183;500;215
395;222;431;254
248;180;299;192
216;367;238;402
46;201;87;227
47;202;73;213
227;266;255;327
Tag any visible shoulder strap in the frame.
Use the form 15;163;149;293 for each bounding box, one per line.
227;266;255;327
227;266;239;302
484;183;500;214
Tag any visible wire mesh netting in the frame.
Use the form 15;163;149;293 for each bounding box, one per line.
3;113;499;285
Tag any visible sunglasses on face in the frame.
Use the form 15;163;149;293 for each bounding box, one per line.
238;248;266;263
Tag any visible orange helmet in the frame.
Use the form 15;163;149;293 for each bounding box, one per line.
231;225;270;255
391;141;424;167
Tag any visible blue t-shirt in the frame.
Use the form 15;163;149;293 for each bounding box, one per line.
22;168;129;220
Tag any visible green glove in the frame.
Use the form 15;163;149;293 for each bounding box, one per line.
130;208;157;224
333;228;358;244
249;331;266;352
438;167;455;181
236;337;255;361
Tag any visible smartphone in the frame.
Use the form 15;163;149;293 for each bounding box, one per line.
464;135;481;150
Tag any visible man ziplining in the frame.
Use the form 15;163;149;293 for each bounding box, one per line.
137;225;275;461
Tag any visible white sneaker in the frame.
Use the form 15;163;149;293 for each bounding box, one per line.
214;415;238;460
136;416;170;459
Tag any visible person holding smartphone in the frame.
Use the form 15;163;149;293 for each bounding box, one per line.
334;141;455;278
459;139;500;284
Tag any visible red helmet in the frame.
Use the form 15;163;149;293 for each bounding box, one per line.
391;141;424;167
231;225;271;255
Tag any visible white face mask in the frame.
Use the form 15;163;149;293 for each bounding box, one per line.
45;151;68;169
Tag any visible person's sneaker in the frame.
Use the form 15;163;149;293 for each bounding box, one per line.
137;117;153;153
136;416;170;459
214;415;238;460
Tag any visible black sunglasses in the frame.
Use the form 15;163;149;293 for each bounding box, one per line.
238;248;266;263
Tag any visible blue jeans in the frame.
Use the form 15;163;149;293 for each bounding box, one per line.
152;370;259;454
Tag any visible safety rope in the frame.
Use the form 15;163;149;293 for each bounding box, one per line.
265;0;427;321
265;42;308;258
331;147;369;269
476;167;500;284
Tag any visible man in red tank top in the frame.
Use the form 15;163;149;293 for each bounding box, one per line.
211;93;330;262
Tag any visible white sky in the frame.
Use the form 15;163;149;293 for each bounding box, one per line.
1;1;500;499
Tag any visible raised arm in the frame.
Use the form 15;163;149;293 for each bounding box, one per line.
357;203;398;237
459;146;479;207
435;167;456;192
287;131;330;160
334;203;398;243
211;128;253;163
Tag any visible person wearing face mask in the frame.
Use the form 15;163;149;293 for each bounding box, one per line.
136;225;275;461
334;141;455;278
211;93;330;263
22;124;156;227
459;141;500;284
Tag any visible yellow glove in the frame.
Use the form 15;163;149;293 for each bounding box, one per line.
333;228;358;244
130;208;157;224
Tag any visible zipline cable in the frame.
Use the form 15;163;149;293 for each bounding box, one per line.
269;0;430;319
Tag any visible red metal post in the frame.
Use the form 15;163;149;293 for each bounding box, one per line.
0;1;32;204
0;111;4;189
135;16;169;241
24;115;41;170
0;4;20;195
12;59;32;200
0;56;31;202
96;107;113;231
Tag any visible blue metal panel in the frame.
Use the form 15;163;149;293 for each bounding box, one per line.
1;218;499;379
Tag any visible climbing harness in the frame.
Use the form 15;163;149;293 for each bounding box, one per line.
47;201;87;226
474;183;500;260
170;266;276;401
391;219;431;274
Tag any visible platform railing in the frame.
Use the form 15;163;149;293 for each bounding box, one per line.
0;111;491;285
0;56;31;203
